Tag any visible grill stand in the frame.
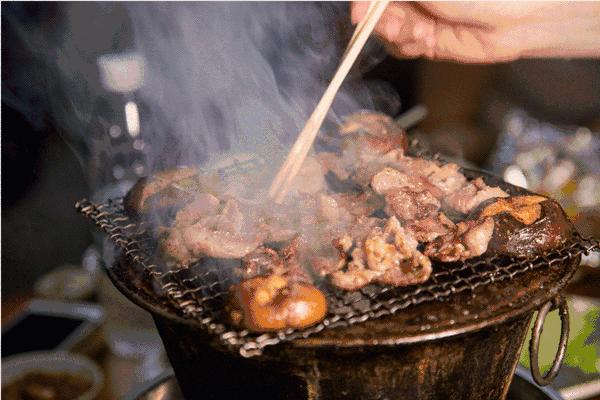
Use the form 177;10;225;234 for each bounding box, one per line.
108;252;582;399
155;312;532;400
76;146;598;399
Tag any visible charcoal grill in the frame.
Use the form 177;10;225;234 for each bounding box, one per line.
77;145;599;399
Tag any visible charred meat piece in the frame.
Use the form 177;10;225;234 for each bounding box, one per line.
288;155;328;196
475;196;574;258
241;247;285;279
330;268;380;291
228;275;328;332
385;188;440;221
316;152;352;181
159;198;262;265
316;194;353;224
393;158;466;197
309;216;383;280
315;111;409;189
329;192;385;218
371;167;442;198
371;167;413;195
279;236;316;284
478;195;546;225
445;177;509;214
368;217;432;286
173;193;220;226
427;163;467;196
161;225;261;265
425;217;495;262
124;167;200;216
241;238;314;284
329;217;432;290
406;212;456;243
339;111;409;157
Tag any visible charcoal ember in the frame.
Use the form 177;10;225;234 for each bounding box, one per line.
473;196;575;258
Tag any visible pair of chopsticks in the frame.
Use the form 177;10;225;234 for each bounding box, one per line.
268;1;390;204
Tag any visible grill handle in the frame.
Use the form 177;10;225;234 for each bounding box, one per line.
529;296;569;386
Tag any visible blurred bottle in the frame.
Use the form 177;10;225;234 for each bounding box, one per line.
86;52;166;373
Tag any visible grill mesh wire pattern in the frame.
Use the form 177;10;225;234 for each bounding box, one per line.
77;147;600;357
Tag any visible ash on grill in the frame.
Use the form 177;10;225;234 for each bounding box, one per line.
77;138;599;357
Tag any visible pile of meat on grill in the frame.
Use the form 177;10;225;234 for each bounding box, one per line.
124;111;574;332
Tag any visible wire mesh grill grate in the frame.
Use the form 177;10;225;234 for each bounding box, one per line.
77;196;599;357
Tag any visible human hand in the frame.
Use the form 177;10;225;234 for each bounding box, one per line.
351;1;600;63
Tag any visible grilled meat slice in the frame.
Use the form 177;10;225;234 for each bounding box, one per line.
173;193;220;226
329;217;432;290
241;237;314;284
385;188;440;221
406;213;456;243
339;111;409;157
371;166;443;198
160;198;262;265
425;217;495;262
445;177;509;214
371;167;413;195
241;247;285;279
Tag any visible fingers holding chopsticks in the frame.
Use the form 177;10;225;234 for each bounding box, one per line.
350;2;437;59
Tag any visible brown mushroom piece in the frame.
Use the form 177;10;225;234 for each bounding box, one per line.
227;275;328;332
124;167;202;216
472;195;575;257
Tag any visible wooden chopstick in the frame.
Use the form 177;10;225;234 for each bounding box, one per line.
343;1;377;59
269;1;389;203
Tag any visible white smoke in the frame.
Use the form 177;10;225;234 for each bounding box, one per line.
3;2;400;177
126;2;400;171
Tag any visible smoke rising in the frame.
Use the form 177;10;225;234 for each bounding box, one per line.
3;2;400;183
126;2;399;171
